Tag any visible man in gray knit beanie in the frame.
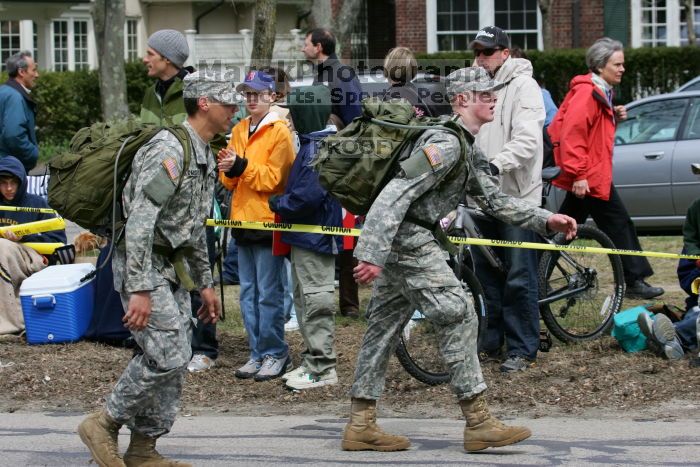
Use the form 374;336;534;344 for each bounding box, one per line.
141;29;192;123
147;29;189;69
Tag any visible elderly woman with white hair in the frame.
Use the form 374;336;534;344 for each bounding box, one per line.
547;37;664;300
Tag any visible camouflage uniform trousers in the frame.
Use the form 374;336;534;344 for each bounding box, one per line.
290;245;337;375
350;240;487;400
106;282;193;438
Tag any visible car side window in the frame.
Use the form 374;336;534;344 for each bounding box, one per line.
681;81;700;92
681;98;700;140
615;98;687;145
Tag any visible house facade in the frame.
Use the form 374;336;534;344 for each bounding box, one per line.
2;0;698;73
0;0;308;72
362;0;700;58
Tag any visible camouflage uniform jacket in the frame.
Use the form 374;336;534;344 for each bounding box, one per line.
355;117;552;268
113;121;216;293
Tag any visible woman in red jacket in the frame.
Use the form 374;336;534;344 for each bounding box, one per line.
548;37;663;300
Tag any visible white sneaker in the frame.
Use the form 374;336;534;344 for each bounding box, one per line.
285;316;299;332
187;354;215;373
282;365;307;381
286;368;338;390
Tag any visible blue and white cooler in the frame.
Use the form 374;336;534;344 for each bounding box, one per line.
19;263;97;344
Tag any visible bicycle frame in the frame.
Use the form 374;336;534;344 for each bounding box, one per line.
450;204;598;306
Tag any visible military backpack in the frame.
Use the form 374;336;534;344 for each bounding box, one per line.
48;119;191;237
312;97;467;216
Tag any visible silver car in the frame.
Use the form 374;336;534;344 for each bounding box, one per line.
546;90;700;233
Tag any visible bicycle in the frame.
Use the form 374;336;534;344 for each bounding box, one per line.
395;167;626;386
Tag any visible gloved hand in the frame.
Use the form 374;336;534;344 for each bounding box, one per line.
268;194;280;212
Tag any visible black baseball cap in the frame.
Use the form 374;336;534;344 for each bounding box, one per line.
469;26;510;49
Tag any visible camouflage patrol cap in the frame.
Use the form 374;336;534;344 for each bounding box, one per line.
446;67;504;95
183;70;242;105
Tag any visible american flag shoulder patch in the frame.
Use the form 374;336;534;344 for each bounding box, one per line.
161;157;180;181
422;144;443;168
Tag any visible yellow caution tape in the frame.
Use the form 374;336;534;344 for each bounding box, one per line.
205;219;700;261
0;217;66;238
21;242;65;255
0;206;58;214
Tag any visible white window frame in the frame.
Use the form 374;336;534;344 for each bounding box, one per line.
73;19;90;70
51;19;70;71
124;18;141;62
0;20;30;71
632;0;682;47
50;13;97;71
426;0;542;53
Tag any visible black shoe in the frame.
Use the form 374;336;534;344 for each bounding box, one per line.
625;279;664;300
340;308;360;319
478;348;503;363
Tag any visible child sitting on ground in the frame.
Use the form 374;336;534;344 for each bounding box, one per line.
0;156;66;334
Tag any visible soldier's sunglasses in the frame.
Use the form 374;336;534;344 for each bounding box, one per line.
473;48;501;57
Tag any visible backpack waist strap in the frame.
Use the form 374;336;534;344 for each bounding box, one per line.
152;243;196;291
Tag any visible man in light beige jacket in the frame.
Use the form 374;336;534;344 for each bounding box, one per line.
470;26;546;373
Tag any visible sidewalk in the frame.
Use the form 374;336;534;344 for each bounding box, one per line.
1;412;698;465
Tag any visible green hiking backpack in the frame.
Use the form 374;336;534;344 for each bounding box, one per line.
312;98;467;216
48;119;191;237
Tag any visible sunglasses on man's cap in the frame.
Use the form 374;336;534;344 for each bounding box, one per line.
473;48;502;57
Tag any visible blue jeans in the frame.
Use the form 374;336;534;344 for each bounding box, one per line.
222;238;239;285
238;244;288;360
675;307;699;350
472;217;541;360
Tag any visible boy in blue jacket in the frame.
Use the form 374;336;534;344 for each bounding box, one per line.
269;85;343;389
0;155;66;334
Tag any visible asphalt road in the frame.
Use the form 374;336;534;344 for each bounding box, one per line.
1;412;699;466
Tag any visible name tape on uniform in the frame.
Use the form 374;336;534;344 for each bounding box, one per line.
205;219;700;261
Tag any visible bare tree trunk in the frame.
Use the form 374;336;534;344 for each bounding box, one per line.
251;0;277;68
92;0;129;121
309;0;332;29
684;0;697;45
333;0;363;57
539;0;554;50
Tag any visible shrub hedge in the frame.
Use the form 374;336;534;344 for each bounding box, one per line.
0;61;152;145
3;47;700;146
416;46;700;105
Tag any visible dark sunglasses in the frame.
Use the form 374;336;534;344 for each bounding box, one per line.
474;48;501;57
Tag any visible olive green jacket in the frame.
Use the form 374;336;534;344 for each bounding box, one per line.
140;77;187;126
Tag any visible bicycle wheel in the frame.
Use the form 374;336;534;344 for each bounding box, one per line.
538;224;625;342
394;263;487;386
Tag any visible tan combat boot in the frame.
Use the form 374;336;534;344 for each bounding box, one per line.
460;394;531;452
341;398;411;452
123;431;192;467
77;410;126;467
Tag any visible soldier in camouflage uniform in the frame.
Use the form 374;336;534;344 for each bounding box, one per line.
342;67;577;453
77;71;238;467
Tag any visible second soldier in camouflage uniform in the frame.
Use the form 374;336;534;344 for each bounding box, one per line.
77;71;238;467
342;67;577;453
